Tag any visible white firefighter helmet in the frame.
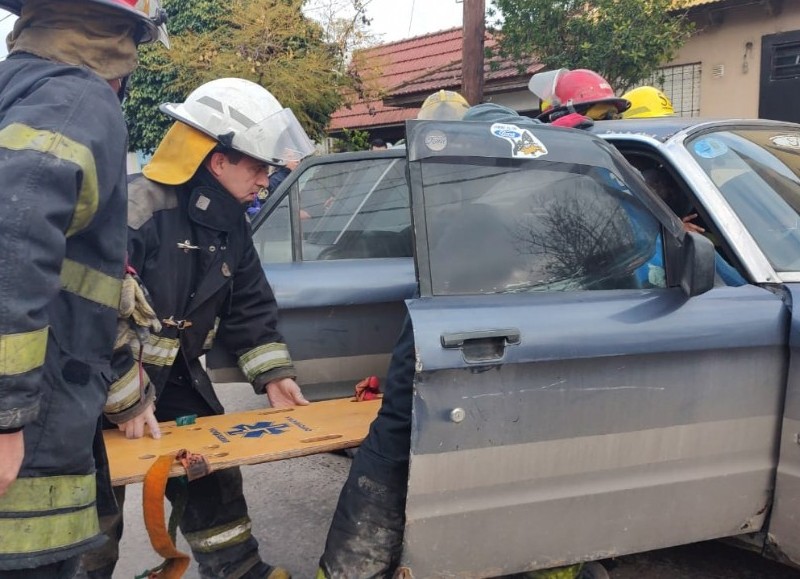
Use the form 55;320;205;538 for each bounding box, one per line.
0;0;169;46
159;78;316;167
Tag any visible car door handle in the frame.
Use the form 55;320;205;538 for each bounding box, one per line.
440;329;521;349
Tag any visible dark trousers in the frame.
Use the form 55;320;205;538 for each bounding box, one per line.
83;376;272;579
0;557;79;579
319;317;415;578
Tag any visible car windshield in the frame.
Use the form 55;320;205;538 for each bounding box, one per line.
685;128;800;272
421;158;663;295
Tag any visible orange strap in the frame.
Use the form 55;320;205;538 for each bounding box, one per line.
142;449;210;579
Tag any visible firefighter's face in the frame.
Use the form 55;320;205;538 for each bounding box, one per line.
211;152;270;204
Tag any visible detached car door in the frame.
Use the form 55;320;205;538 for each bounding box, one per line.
208;151;416;399
400;119;789;576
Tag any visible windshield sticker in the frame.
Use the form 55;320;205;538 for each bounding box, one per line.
770;134;800;150
424;130;448;152
490;123;548;158
694;138;728;159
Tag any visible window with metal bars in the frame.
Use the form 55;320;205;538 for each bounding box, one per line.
640;63;702;117
772;42;800;80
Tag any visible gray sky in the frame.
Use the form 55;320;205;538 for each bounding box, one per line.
0;1;464;56
365;0;463;42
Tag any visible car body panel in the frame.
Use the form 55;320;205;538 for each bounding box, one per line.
766;284;800;565
597;119;800;566
207;116;800;572
404;288;785;576
399;119;789;575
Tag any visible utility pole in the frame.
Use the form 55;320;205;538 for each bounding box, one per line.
461;0;485;105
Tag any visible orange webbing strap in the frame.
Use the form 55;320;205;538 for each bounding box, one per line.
142;449;210;579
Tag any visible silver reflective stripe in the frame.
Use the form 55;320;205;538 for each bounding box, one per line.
203;317;220;351
140;335;180;367
185;518;252;553
238;343;292;382
105;364;145;415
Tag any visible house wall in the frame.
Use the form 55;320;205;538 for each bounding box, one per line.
484;90;539;114
671;2;800;118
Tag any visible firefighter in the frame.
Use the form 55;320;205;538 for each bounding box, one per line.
529;68;630;123
621;86;675;119
0;0;167;576
317;100;606;579
80;77;316;579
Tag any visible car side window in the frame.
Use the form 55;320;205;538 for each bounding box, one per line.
252;194;292;264
299;158;412;261
422;161;665;295
623;150;748;286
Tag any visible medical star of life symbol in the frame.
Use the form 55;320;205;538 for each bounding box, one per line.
226;421;290;438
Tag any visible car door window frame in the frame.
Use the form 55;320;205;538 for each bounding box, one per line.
601;129;781;284
251;150;409;265
614;143;751;285
407;122;683;299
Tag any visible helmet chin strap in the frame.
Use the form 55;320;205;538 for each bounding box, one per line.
117;75;130;103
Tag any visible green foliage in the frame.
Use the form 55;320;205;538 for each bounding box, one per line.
125;0;354;153
489;0;694;93
332;128;371;152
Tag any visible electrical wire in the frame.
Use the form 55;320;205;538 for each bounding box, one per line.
407;0;416;35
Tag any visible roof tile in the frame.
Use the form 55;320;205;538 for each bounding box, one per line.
329;27;538;131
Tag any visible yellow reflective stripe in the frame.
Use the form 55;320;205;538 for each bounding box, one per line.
0;327;47;376
202;317;220;350
0;122;99;236
140;335;180;367
60;258;122;309
105;364;145;415
0;505;99;554
184;517;252;553
0;474;95;513
238;343;292;382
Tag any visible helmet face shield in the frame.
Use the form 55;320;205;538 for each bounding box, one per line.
240;107;316;166
131;0;169;47
528;69;567;111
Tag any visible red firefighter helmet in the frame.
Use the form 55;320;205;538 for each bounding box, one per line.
0;0;169;46
529;68;630;121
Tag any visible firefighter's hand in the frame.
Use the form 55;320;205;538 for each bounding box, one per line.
266;378;309;408
117;403;161;440
0;430;24;497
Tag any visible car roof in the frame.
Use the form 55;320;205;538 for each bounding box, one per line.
590;117;800;143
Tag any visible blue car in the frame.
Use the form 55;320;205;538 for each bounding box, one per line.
208;117;800;576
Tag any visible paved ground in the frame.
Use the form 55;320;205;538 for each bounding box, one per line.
113;382;800;579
